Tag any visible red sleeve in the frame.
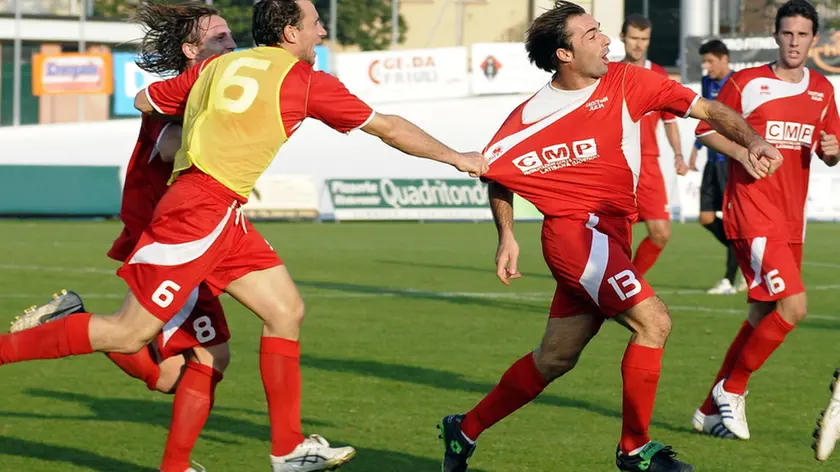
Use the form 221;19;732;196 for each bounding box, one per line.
145;55;218;116
623;64;699;123
695;76;743;137
652;64;677;123
307;71;375;133
816;91;840;157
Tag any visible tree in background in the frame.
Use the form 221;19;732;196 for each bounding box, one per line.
93;0;405;51
741;0;840;33
313;0;406;51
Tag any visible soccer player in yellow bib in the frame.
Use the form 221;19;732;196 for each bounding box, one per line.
0;0;487;471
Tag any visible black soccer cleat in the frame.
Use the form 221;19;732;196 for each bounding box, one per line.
438;414;476;472
10;289;85;333
616;442;695;472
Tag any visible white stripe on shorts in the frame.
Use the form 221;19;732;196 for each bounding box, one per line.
580;213;610;307
161;287;200;345
128;205;233;267
749;236;767;289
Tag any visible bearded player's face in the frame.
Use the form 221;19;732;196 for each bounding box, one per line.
567;14;611;78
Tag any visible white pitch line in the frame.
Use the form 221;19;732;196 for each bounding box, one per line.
0;264;113;275
668;304;838;321
803;261;840;269
0;293;124;300
0;292;838;320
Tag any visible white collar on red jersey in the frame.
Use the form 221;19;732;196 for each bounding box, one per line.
522;79;601;125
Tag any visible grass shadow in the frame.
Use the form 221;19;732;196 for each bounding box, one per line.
296;279;547;314
0;388;332;445
301;354;694;436
0;435;157;471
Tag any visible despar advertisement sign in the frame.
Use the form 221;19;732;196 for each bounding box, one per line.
326;178;491;220
32;53;113;96
335;47;469;103
684;32;840;82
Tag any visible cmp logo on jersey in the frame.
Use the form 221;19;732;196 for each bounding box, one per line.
512;139;599;175
764;121;815;150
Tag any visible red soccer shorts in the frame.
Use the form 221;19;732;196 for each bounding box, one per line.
542;213;656;318
636;155;670;222
153;282;230;359
117;171;283;323
732;237;805;303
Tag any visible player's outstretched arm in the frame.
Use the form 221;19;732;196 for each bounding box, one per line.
489;182;521;286
691;98;784;179
361;113;488;177
134;91;155;114
664;121;688;175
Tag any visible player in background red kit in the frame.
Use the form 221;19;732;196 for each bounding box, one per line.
437;2;782;471
9;3;236;472
692;0;840;442
619;14;688;276
0;1;487;470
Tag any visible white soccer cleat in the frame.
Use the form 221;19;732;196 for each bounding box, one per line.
270;434;356;471
9;289;85;333
707;278;736;295
813;369;840;461
712;380;750;440
691;409;737;439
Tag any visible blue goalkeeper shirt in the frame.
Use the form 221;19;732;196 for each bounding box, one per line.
696;72;733;162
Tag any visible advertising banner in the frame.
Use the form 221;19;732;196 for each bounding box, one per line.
112;52;165;116
327;178;490;220
684;32;840;82
32;53;113;95
325;178;545;221
335;47;469;103
470;43;551;95
470;40;625;95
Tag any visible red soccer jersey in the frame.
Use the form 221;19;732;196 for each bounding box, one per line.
640;60;677;157
695;65;840;243
107;116;173;262
145;52;375;138
482;62;699;219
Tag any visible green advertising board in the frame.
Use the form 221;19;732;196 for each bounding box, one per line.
326;178;543;221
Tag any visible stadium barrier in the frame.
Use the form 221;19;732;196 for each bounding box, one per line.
243;174;320;220
2;80;839;222
0;165;121;216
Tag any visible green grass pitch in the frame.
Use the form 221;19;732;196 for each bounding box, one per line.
0;220;838;471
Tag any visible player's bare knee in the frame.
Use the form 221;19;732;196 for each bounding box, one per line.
289;298;306;326
267;297;306;331
649;226;671;247
628;298;672;347
533;347;580;381
778;294;808;325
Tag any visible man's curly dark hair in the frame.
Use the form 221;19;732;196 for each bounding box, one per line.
132;0;220;76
